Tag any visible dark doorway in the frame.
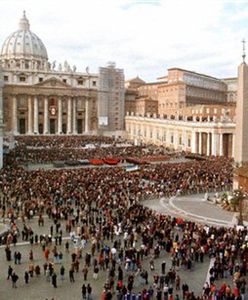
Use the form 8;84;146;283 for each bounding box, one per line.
19;118;26;134
62;123;67;134
50;119;55;134
39;124;43;134
223;134;232;158
77;119;83;134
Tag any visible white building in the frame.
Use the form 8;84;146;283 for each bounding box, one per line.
126;112;235;157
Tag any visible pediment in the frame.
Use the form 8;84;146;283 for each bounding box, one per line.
34;77;72;88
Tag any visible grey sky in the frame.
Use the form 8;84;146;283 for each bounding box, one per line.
0;0;247;81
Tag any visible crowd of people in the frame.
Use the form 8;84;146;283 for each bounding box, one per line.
7;136;172;164
0;136;245;300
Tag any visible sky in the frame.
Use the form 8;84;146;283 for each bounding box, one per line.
0;0;247;81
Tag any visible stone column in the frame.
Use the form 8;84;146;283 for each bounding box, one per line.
85;97;89;133
146;126;150;142
219;133;223;156
43;97;49;134
199;132;202;154
166;130;170;146
33;96;39;134
57;97;62;134
174;130;178;150
211;132;218;156
191;131;197;153
207;132;210;156
72;98;77;134
182;130;187;150
27;96;33;134
163;129;166;144
232;134;235;158
67;97;72;134
12;95;18;134
159;127;163;144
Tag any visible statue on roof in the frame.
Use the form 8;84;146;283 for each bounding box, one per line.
52;60;56;70
64;61;68;71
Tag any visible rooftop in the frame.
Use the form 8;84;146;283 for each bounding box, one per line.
168;67;223;81
139;81;167;86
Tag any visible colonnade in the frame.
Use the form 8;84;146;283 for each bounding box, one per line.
126;117;235;158
194;131;234;157
11;95;90;135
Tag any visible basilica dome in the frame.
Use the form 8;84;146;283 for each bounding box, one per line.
0;11;48;68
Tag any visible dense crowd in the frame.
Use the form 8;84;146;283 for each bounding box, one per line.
0;136;244;300
14;135;116;148
6;136;172;163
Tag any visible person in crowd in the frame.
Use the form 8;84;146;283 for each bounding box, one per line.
0;136;239;299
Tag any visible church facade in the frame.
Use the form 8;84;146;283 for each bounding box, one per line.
0;12;125;138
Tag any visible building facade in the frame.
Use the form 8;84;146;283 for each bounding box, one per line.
0;12;127;139
0;66;3;168
125;67;238;158
126;112;235;157
98;62;125;132
0;12;100;136
125;79;161;117
124;68;234;120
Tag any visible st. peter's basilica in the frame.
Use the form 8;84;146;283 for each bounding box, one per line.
0;12;125;137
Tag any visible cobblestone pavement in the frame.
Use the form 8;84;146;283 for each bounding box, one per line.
143;193;236;227
0;241;210;300
0;213;210;300
0;194;241;300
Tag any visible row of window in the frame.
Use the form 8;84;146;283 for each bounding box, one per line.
129;126;191;147
159;102;181;108
3;75;97;86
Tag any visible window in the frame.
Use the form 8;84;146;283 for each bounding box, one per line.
20;76;26;82
188;138;191;147
39;77;43;82
92;81;96;86
63;79;67;83
171;135;174;144
78;79;84;85
4;76;8;82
